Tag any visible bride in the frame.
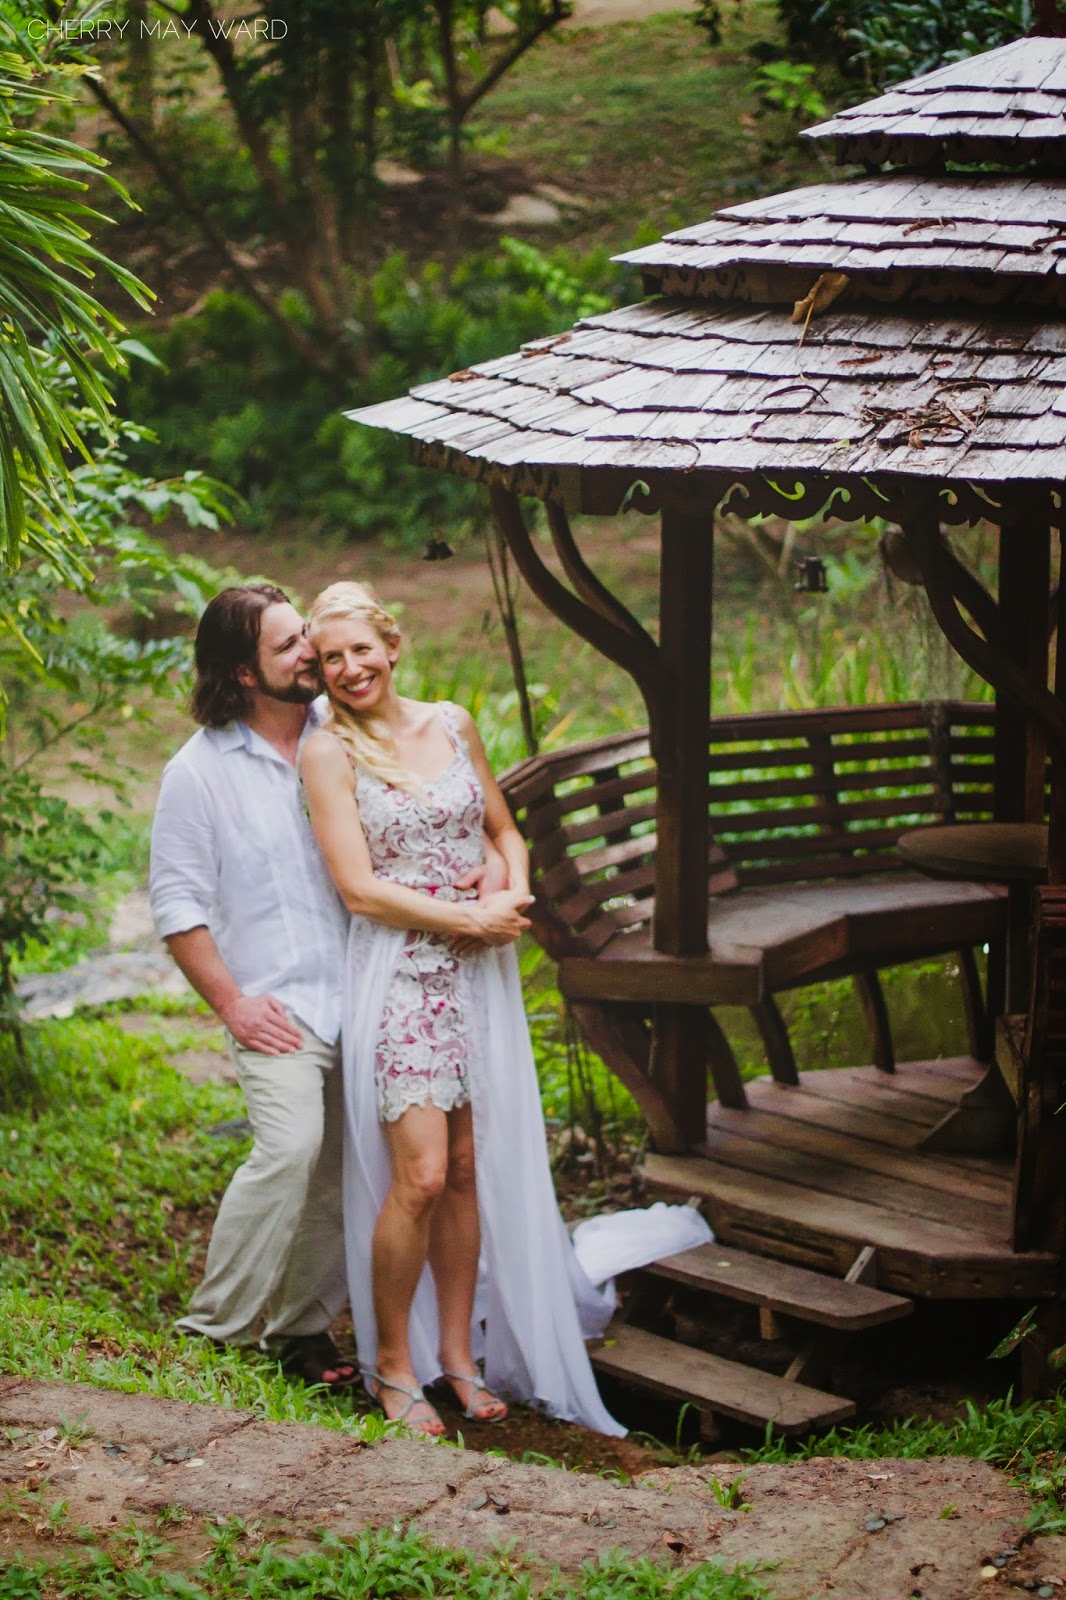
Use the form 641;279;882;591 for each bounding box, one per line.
300;581;622;1438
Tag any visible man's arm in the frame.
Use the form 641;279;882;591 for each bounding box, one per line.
165;926;304;1055
150;757;303;1055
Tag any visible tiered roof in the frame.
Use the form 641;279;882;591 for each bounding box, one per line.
619;176;1066;306
350;36;1066;513
806;37;1066;167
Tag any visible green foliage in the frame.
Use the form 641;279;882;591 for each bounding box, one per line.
0;1525;769;1600
0;6;150;567
750;60;827;119
0;774;107;1102
119;241;627;543
773;0;1032;86
0;359;232;1086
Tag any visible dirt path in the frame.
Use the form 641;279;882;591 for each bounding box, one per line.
2;1378;1063;1597
563;0;696;27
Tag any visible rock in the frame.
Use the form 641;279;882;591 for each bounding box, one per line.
533;182;590;211
15;951;191;1020
374;159;422;188
484;194;562;228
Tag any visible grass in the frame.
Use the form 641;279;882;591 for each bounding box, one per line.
0;1016;383;1437
0;1525;770;1600
467;1;843;251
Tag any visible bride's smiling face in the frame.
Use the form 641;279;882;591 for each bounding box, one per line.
315;616;398;713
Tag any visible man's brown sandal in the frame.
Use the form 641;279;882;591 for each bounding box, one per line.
274;1332;359;1389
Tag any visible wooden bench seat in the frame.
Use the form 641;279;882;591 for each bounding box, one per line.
501;701;1007;1138
561;873;1004;1005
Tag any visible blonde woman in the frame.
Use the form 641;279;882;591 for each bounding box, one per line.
300;582;621;1439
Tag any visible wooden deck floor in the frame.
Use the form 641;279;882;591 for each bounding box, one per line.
643;1058;1059;1301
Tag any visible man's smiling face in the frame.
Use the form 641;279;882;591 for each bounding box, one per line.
245;601;319;704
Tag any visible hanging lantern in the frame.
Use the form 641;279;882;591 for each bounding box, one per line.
794;556;828;594
422;537;454;561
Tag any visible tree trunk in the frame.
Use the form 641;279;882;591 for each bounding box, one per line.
84;77;346;378
125;0;155;127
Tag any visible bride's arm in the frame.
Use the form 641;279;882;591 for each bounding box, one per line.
301;731;530;942
452;708;531;897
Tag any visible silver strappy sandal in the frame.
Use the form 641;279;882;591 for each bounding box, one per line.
440;1364;509;1423
363;1370;445;1437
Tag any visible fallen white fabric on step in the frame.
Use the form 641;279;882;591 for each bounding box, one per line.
571;1202;714;1315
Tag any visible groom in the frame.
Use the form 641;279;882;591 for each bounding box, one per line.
150;582;356;1386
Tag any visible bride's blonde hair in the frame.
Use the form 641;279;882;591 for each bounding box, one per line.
308;581;422;794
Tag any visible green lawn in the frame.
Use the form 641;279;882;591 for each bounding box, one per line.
468;2;841;251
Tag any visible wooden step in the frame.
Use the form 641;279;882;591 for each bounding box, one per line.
591;1324;855;1435
644;1242;913;1331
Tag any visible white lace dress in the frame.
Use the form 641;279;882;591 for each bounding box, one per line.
339;703;623;1436
359;703;480;1123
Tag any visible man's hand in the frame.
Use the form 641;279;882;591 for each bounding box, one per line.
453;845;516;953
455;845;509;902
220;993;304;1055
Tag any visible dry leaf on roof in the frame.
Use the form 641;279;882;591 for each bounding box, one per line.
859;379;992;449
902;216;956;235
792;272;850;346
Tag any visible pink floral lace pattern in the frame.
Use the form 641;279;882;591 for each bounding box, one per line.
354;703;485;1123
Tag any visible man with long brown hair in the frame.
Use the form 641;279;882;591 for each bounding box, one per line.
150;583;355;1386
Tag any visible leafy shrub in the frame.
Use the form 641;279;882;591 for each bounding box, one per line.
775;0;1032;86
750;60;828;119
118;241;633;546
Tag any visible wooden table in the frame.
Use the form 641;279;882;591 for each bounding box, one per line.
897;822;1047;1152
896;822;1047;887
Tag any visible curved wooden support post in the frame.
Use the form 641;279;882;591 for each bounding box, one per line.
489;486;666;714
906;511;1066;764
940;539;999;643
544;501;648;641
567;1000;685;1153
853;970;895;1074
956;945;993;1062
750;998;800;1086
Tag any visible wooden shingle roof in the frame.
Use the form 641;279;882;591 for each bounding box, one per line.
619;175;1066;307
352;300;1066;495
806;36;1066;167
348;36;1066;511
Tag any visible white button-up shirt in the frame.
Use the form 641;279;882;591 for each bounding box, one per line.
149;701;350;1044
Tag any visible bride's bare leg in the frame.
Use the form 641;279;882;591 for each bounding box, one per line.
429;1103;507;1421
373;1103;449;1432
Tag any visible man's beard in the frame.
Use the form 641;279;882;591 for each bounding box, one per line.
252;665;318;704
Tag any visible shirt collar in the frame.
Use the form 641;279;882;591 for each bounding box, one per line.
207;701;324;763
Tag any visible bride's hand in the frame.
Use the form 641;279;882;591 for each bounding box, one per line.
468;889;533;946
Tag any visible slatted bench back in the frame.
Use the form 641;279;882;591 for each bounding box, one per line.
501;701;997;957
706;701;996;889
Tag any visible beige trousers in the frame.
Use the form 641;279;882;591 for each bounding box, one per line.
176;1025;348;1346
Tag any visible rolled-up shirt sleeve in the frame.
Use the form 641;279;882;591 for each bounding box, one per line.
150;759;220;940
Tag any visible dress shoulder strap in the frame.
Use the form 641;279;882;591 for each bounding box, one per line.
438;700;470;756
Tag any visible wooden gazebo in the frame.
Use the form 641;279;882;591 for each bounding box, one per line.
351;37;1066;1434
